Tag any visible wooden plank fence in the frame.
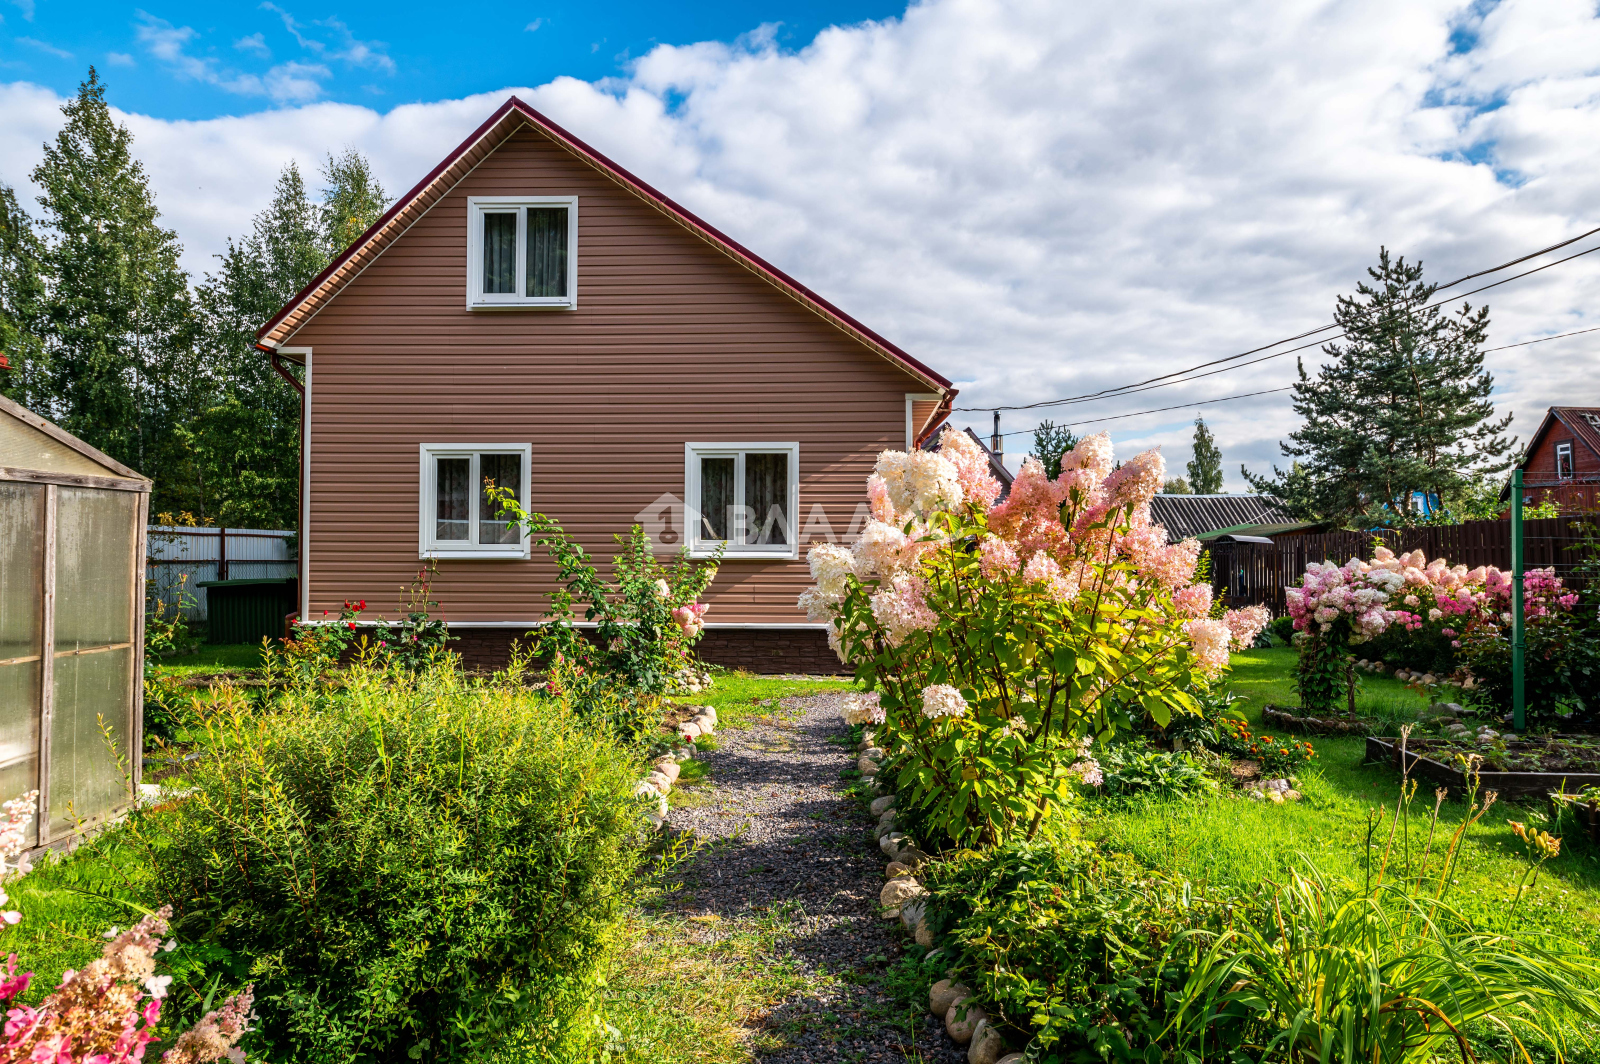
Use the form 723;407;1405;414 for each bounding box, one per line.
1210;516;1597;614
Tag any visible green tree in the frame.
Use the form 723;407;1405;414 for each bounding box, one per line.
320;148;389;257
30;68;203;504
1186;417;1223;493
1162;476;1192;494
1244;249;1515;526
0;184;50;410
1030;419;1080;479
192;163;326;527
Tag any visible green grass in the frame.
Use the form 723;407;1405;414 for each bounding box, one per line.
1228;645;1435;730
150;641;266;675
688;669;853;733
1088;647;1600;943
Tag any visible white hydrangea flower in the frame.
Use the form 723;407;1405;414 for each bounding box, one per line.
920;684;968;720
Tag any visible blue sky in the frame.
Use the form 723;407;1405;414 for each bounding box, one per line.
3;0;1600;484
1;0;904;118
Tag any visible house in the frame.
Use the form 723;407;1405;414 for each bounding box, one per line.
0;395;149;849
1145;493;1294;543
1505;406;1600;512
254;96;956;674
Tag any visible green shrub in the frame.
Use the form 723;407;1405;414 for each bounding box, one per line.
922;838;1255;1064
131;658;646;1063
1096;743;1217;799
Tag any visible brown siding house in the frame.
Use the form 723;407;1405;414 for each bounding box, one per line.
256;97;956;672
1510;406;1600;512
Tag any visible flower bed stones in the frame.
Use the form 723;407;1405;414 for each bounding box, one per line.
1262;704;1373;736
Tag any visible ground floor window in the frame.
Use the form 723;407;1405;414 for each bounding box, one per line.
684;442;799;559
418;444;531;558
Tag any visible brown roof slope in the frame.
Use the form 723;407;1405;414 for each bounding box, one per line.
1146;493;1292;543
1552;407;1600;458
254;96;954;394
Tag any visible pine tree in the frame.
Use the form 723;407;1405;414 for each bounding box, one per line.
1187;418;1224;494
1244;249;1515;525
1030;419;1080;479
30;68;201;502
320;149;389;257
192;162;326;528
0;184;50;410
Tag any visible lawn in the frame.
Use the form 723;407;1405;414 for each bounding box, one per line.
1088;646;1600;943
150;641;266;675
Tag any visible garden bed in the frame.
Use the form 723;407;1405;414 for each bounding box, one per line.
1263;704;1373;736
1366;735;1600;799
1549;791;1600;846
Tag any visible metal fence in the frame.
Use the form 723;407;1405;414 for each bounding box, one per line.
146;526;297;621
1209;515;1598;614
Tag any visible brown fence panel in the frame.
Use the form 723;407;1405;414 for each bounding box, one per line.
1208;516;1595;614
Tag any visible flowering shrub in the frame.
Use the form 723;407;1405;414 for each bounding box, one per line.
802;429;1267;845
488;486;721;702
1286;546;1587;719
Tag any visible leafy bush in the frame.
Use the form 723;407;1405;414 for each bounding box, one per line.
1096;743;1217;799
805;430;1268;846
922;838;1254;1064
489;490;721;701
1214;720;1316;776
1268;614;1296;647
131;657;645;1063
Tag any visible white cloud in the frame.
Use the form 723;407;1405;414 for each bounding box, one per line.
233;32;270;58
525;18;543;32
256;4;395;74
7;0;1600;488
106;51;137;67
16;36;71;58
7;0;32;21
135;11;329;103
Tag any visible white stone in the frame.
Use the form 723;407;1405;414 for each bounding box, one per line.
862;746;886;762
881;877;925;908
875;821;899;840
633;781;660;799
880;832;906;856
968;1020;1008;1064
996;1055;1025;1064
870;795;897;816
930;979;968;1017
653;760;681;782
657;795;669;817
946;1000;985;1044
645;772;672;794
886;860;913;878
900;898;927;930
859;758;880;776
678;722;702;741
877;808;898;824
915;919;935;948
895;846;928;868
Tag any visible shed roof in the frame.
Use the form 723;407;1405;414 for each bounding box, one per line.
254;96;954;396
0;394;149;485
1524;407;1600;466
1146;493;1292;543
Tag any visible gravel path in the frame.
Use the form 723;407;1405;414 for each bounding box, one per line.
665;691;963;1064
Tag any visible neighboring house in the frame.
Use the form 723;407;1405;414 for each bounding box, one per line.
254;96;956;673
1146;493;1294;543
1504;406;1600;512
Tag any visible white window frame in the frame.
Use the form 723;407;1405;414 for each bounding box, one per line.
464;196;578;310
1556;441;1575;480
418;443;533;559
906;392;940;450
684;442;800;561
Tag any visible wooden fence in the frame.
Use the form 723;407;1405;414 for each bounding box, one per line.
1209;516;1597;613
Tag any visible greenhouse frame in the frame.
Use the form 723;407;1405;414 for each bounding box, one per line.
0;395;149;849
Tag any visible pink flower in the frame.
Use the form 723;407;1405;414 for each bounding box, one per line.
870;572;938;645
1101;449;1165;510
978;536;1020;579
937;427;1003;510
1172;583;1213;618
1224;605;1271;647
1186;619;1231;676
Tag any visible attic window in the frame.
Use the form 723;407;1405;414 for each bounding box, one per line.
465;197;577;309
1556;441;1575;480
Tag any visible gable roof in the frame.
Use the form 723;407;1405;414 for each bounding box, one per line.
1146;493;1293;543
254;96;954;396
0;394;149;484
1521;407;1600;467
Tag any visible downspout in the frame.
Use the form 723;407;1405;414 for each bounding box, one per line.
262;345;305;625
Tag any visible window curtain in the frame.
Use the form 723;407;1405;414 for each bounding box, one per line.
479;454;522;544
436;457;469;541
525;207;568;298
483;212;516;294
699;457;734;541
745;453;788;545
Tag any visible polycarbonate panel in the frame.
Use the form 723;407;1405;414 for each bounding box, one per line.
0;482;43;840
49;647;133;836
53;487;136;652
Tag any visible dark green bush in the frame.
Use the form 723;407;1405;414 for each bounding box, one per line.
132;659;645;1063
1096;743;1217;799
922;838;1256;1064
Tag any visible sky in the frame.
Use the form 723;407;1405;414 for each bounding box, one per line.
4;0;1600;490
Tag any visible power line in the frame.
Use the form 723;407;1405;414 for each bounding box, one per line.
988;386;1295;439
956;226;1600;414
1482;324;1600;353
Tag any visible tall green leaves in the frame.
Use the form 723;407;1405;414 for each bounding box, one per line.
0;183;48;410
1187;417;1224;494
1245;248;1515;526
319;148;389;258
29;68;200;493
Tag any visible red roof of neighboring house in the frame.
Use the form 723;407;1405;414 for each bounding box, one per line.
255;95;955;395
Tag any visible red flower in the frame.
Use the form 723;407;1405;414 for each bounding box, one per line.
358;600;367;610
347;622;357;630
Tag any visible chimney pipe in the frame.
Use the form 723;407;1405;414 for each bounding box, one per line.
991;411;1003;461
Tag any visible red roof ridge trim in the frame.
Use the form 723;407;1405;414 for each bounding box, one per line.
255;95;954;394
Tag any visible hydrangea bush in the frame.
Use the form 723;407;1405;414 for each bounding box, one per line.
803;429;1267;846
1286;546;1585;716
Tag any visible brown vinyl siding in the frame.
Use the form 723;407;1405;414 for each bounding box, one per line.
290;127;933;625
